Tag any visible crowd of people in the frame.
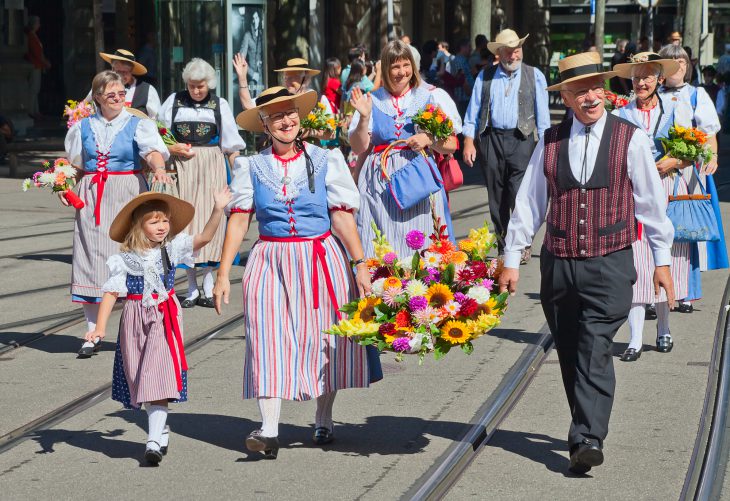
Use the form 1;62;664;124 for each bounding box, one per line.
54;27;727;474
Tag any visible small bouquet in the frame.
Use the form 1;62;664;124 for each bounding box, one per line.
660;125;713;165
412;104;454;140
603;90;630;111
63;99;95;129
156;121;178;145
326;210;508;363
301;102;336;133
22;158;84;209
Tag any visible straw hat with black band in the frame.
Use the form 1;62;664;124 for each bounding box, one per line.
99;49;148;76
273;58;321;76
487;29;529;55
109;192;194;243
546;51;617;91
612;52;680;80
235;86;318;133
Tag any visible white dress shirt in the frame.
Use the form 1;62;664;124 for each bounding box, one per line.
124;79;162;120
503;110;675;269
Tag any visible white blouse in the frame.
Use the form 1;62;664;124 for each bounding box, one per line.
102;233;195;306
64;109;169;168
228;146;360;212
661;84;721;135
159;94;245;154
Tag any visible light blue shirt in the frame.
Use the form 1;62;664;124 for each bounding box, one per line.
462;64;551;139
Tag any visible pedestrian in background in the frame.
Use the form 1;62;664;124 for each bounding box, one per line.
323;57;343;115
24;15;50;120
451;38;476;116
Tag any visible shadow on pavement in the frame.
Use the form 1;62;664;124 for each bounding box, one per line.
489;327;545;345
17;253;72;264
29;428;146;466
0;331;115;354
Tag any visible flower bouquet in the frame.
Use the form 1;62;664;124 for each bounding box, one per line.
412;104;454;140
301;102;336;133
603;90;630;111
660;125;714;165
326;214;508;363
63;99;95;129
22;158;84;209
156;121;178;146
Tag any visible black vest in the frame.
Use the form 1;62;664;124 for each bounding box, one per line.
477;63;537;140
130;81;151;116
171;91;222;146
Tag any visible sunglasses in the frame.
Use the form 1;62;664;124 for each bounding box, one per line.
103;91;127;101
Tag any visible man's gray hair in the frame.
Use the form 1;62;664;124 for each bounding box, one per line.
182;58;217;89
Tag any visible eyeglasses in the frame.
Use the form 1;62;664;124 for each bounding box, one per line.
102;91;127;101
566;85;606;99
261;108;299;124
631;75;658;84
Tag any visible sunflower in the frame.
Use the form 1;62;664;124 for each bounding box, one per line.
425;283;454;308
353;297;382;323
440;320;472;344
383;276;403;290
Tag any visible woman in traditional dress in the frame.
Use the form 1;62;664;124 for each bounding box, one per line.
612;53;690;361
213;87;380;459
159;58;245;308
63;70;170;357
658;44;727;313
348;40;458;258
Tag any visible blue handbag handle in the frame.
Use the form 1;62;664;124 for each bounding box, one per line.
672;163;708;198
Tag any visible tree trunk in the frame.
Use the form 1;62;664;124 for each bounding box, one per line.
683;0;701;60
93;0;104;73
471;0;492;41
595;0;605;60
524;0;551;74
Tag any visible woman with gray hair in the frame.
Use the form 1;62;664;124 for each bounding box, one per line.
159;58;245;308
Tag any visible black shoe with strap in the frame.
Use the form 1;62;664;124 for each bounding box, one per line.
620;347;642;362
196;295;215;308
144;441;163;465
313;427;334;445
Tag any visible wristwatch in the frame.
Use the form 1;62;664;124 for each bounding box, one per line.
350;258;365;268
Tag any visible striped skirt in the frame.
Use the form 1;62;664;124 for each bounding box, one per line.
356;149;451;258
241;235;369;401
111;297;187;409
172;146;227;265
71;173;147;300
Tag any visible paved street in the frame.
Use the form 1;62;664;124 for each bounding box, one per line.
0;159;729;499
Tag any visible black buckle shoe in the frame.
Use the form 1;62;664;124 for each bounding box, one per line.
245;429;279;459
656;335;673;353
144;441;163;465
620;347;642;362
645;304;657;320
196;295;215;308
674;303;694;313
569;439;603;474
313;427;334;445
180;297;197;308
77;338;100;358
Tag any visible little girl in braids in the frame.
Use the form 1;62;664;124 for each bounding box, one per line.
86;188;231;464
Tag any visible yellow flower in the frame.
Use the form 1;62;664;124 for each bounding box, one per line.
467;313;501;339
425;283;454;308
435;115;444;123
440;320;472;344
366;258;381;269
307;113;316;121
421;111;433;120
458;239;476;252
327;118;336;128
317;102;326;110
353;297;382;323
374;243;394;260
446;251;468;265
328;319;379;336
383;277;402;289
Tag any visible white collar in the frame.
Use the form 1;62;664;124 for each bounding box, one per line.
570;109;607;138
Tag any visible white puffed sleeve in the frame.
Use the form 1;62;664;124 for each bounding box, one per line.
146;86;162;121
158;94;175;128
219;97;246;153
430;87;463;135
168;233;195;268
64;122;83;167
326;148;360;211
134;118;170;161
227;155;254;214
694;87;721;135
102;254;129;294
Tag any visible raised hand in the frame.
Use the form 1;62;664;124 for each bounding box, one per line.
349;86;372;117
233;53;249;80
213;186;233;210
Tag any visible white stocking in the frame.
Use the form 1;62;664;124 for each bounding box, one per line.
82;303;100;333
315;391;337;431
186;269;199;300
202;268;215;298
656;301;671;337
145;403;169;451
257;397;281;437
627;303;645;351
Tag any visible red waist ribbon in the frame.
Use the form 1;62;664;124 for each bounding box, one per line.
259;231;342;320
84;169;142;226
126;289;188;392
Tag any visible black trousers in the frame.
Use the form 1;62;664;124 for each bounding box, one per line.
477;128;536;253
540;246;636;449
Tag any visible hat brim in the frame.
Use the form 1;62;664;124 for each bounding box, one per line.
124;107;150;120
487;34;529;54
612;59;680;80
235;90;319;133
274;67;321;76
100;52;148;76
109;192;195;243
546;70;618;91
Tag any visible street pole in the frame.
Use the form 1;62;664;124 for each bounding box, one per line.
93;0;104;73
387;0;396;41
471;0;492;41
595;0;605;60
683;0;701;61
647;6;654;50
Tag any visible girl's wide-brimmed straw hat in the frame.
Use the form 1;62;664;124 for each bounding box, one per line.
235;86;318;133
99;49;148;76
487;29;529;54
109;192;194;243
546;51;617;91
612;52;680;80
274;57;321;76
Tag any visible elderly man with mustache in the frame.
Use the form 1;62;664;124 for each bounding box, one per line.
462;29;551;262
498;52;676;475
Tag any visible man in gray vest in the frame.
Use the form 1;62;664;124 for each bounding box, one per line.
99;50;161;119
462;29;550;260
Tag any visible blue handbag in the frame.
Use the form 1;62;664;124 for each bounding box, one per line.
380;139;444;210
666;165;720;242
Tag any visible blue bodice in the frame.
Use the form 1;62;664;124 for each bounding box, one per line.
618;97;677;161
249;146;331;238
125;266;176;294
370;87;433;146
80;115;141;172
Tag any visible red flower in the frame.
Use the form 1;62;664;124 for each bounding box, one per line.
456;268;476;284
379;322;396;336
458;297;479;317
394;310;412;329
468;261;488;279
372;266;392;281
159;127;168;135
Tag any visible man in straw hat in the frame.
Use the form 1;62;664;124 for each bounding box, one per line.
99;49;161;119
498;51;676;474
462;28;550;263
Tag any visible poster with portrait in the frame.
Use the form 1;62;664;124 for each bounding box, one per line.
227;0;266;118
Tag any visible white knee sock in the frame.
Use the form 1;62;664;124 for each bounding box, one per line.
258;397;281;437
656;301;671;337
145;404;169;451
627;303;645;351
82;303;100;333
315;391;337;431
202;268;215;298
186;269;199;300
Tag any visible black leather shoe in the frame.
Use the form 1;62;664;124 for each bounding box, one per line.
196;296;215;308
645;304;657;320
656;335;673;353
620;347;642;362
313;427;334;445
674;303;694;313
246;429;279;459
145;441;163;465
77;338;100;358
569;439;603;474
180;297;197;308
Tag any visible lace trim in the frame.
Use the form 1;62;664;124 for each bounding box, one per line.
118;246;175;307
249;145;328;202
89;113;133;154
371;86;432;120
